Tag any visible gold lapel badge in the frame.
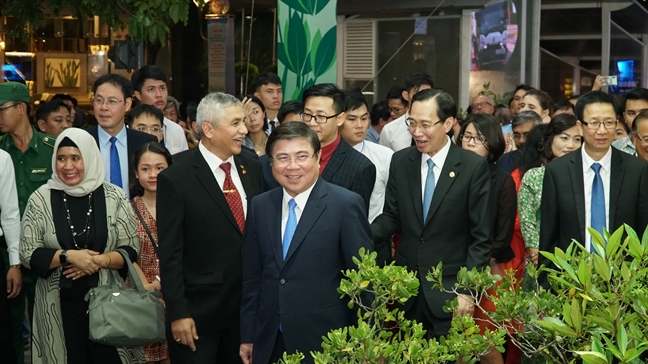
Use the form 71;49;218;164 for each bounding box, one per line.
449;171;455;178
240;165;247;174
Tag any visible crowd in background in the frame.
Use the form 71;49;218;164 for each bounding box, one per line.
0;66;647;364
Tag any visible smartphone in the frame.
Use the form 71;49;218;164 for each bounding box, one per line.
501;124;512;134
600;75;618;87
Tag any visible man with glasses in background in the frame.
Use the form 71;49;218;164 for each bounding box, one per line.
0;82;55;364
259;84;376;212
496;111;542;173
470;94;495;115
86;74;156;197
540;91;648;284
631;110;648;162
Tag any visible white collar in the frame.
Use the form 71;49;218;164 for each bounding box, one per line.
581;146;612;173
199;141;235;172
282;178;318;211
421;135;452;168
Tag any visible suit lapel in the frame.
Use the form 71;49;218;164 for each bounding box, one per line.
283;179;326;264
569;151;586;243
269;189;285;268
406;148;424;225
426;144;460;224
234;154;254;204
192;150;240;232
609;149;624;228
321;138;347;180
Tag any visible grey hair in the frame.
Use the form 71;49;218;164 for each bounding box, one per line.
196;93;242;135
512;110;543;127
165;96;180;112
473;93;494;106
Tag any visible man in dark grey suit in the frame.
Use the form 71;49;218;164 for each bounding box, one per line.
259;84;376;212
240;122;373;364
540;91;648;272
371;89;492;338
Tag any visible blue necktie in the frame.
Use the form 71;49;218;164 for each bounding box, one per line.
423;159;436;221
283;199;297;259
590;163;606;252
109;137;122;188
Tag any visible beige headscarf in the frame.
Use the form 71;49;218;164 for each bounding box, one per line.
46;128;105;197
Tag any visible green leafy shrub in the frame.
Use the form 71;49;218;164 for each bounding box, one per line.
278;248;506;364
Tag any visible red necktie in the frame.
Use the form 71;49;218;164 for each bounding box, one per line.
219;162;245;233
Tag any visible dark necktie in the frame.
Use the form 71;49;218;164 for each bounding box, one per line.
590;162;606;252
109;137;122;188
219;162;245;233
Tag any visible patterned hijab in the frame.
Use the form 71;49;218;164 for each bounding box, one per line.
46;128;105;197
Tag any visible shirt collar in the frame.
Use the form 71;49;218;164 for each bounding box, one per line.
282;177;318;211
420;135;452;168
199;141;235;172
98;123;127;148
582;146;612;173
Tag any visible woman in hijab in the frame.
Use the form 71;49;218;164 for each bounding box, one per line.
20;128;143;364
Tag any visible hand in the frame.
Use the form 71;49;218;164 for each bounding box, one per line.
67;249;101;275
240;343;253;364
6;267;22;299
241;97;255;123
528;248;539;267
63;265;89;280
592;75;603;91
455;294;475;317
91;254;111;269
171;318;199;352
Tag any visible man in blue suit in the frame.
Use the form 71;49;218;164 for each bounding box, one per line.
240;122;373;364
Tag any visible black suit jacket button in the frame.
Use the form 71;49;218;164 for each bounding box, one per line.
280;278;286;284
420;238;425;244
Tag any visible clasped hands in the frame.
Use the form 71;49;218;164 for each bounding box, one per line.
63;250;111;280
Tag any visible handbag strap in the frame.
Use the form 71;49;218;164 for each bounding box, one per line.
115;248;148;295
130;200;159;256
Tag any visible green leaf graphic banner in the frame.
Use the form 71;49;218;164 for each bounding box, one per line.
278;0;337;102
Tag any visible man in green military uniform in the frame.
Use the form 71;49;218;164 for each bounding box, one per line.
0;82;55;364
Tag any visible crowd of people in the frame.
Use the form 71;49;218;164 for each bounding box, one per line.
0;66;647;364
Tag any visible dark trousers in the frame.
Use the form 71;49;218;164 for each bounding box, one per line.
404;293;452;339
167;322;243;364
60;293;121;364
269;330;286;364
0;237;17;363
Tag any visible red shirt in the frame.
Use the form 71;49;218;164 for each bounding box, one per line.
319;134;341;175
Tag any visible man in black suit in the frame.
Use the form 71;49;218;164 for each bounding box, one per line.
240;122;373;364
540;91;648;269
157;92;264;363
85;74;157;197
259;84;376;212
371;89;492;338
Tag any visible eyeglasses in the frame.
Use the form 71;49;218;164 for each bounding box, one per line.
92;98;124;107
134;126;162;134
405;118;442;130
300;112;340;124
460;133;486;144
0;103;19;113
470;101;492;109
389;107;404;115
513;132;529;141
271;153;317;166
582;120;617;130
633;132;648;144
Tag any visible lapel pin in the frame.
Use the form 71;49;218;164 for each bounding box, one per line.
449;171;455;178
240;165;247;174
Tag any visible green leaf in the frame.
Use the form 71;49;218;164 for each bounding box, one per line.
279;0;311;14
618;324;628;355
286;11;308;77
570;298;581;334
279;0;331;15
312;26;337;78
575;351;609;364
535;317;578;337
593;254;611;282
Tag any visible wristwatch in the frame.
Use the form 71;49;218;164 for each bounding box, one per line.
59;250;69;265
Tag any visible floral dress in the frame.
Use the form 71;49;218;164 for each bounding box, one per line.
132;196;169;362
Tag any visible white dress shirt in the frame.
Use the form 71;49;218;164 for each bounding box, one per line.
281;180;317;241
265;117;279;136
98;124;130;197
582;147;612;251
420;136;452;203
379;113;412;152
0;149;21;265
353;141;393;222
163;117;189;155
199;142;248;216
